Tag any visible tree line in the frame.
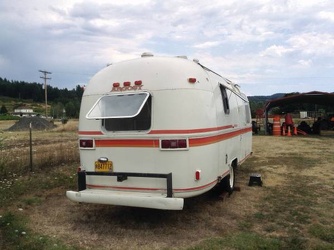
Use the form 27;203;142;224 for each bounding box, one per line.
2;77;332;119
0;77;84;118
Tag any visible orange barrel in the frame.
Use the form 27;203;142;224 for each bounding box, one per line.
272;115;281;136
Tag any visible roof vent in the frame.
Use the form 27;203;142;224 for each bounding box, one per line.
176;55;188;59
141;52;154;57
193;58;199;63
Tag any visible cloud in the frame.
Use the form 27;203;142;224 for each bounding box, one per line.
288;33;334;56
0;0;334;95
193;41;221;49
260;45;293;57
297;59;312;67
317;11;334;22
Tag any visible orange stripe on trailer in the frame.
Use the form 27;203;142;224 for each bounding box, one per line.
94;127;251;148
190;127;252;147
148;125;234;134
78;131;104;135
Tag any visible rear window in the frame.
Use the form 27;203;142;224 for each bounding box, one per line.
86;92;152;131
86;93;150;119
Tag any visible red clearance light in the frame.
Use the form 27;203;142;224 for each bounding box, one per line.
113;82;120;87
195;170;201;180
188;78;196;83
161;139;188;149
123;81;131;87
79;139;94;148
134;80;142;85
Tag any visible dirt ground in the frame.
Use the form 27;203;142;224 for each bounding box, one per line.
26;169;264;250
1;123;334;249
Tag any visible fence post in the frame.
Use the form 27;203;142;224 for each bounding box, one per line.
29;122;33;172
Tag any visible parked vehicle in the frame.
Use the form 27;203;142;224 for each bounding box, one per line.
66;53;252;210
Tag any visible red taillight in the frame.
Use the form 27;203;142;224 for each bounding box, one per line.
134;80;142;85
123;81;131;87
79;139;94;148
177;139;187;148
161;139;188;149
161;140;171;148
113;82;120;87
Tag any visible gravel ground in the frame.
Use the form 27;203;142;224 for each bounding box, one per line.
6;117;56;131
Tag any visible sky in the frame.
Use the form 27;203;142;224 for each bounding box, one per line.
0;0;333;96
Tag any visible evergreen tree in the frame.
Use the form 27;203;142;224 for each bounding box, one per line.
65;101;76;118
0;105;8;114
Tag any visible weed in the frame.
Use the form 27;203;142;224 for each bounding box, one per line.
238;220;253;230
309;224;334;243
189;232;282;250
254;212;266;220
281;235;307;250
0;168;76;208
0;212;77;250
0;212;28;247
22;197;43;206
0;136;8;178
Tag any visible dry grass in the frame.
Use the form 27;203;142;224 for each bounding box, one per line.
1;124;334;249
0;120;79;178
52;119;79;132
0;120;16;131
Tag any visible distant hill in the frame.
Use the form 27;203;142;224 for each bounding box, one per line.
0;96;47;115
0;77;84;118
248;93;285;103
247;93;287;116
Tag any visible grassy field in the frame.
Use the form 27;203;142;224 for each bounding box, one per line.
0;121;334;250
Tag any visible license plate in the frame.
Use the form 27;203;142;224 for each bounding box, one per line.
95;161;113;172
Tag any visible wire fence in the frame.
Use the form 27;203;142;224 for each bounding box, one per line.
0;128;79;179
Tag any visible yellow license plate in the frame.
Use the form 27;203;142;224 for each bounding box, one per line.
95;161;113;172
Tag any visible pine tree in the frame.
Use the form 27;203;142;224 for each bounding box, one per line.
0;105;8;114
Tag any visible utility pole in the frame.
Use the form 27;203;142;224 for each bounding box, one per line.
39;70;51;118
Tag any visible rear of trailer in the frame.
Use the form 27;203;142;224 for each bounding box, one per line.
66;54;252;210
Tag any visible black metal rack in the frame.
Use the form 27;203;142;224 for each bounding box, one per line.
78;171;173;197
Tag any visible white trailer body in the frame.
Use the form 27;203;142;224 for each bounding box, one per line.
66;54;252;210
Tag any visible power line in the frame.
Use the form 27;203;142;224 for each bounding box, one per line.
39;70;52;118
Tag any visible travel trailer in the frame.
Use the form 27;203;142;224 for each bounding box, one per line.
66;53;252;210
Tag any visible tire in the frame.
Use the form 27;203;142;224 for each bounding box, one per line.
221;164;236;195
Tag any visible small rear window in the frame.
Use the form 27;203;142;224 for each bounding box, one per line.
219;84;230;114
86;93;150;119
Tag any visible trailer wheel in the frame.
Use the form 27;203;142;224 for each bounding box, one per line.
221;164;236;195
